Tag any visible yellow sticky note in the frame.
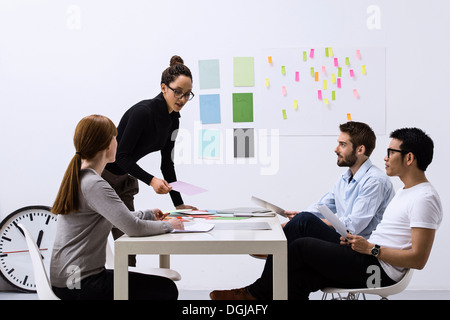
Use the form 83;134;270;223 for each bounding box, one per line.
347;113;352;121
265;78;270;87
282;109;287;119
331;74;336;83
323;80;327;90
293;100;298;110
362;65;367;75
324;98;329;105
328;47;334;57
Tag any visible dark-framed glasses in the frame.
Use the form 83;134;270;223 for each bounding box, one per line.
166;84;195;101
387;148;409;159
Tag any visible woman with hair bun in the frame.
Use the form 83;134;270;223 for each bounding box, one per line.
103;56;197;265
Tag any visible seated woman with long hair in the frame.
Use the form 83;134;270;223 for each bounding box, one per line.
50;114;183;300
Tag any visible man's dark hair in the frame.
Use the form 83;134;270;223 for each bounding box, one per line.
390;128;434;171
339;121;376;157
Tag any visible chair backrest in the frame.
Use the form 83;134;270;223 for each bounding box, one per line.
18;223;60;300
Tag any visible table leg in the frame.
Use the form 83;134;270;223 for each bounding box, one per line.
272;246;288;300
114;247;129;300
159;254;170;268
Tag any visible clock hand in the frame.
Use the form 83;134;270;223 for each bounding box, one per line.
36;230;44;248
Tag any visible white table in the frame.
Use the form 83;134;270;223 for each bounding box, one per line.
114;217;287;300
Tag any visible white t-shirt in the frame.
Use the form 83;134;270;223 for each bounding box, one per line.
368;182;443;282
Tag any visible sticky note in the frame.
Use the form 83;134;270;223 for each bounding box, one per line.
268;56;273;64
310;67;315;77
282;109;287;119
322;66;326;74
310;49;314;58
323;80;327;90
349;69;354;77
265;78;270;87
353;89;359;98
324;98;329;105
293;100;298;110
199;59;220;89
347;113;352;121
332;91;336;100
356;50;361;59
282;86;287;96
338;67;342;77
233;57;254;87
281;66;286;75
200;94;221;124
345;57;350;66
325;47;329;57
329;47;334;57
315;72;319;82
318;90;322;100
362;65;367;75
295;71;300;82
331;74;336;83
337;78;342;88
232;93;253;122
303;51;307;61
334;58;338;67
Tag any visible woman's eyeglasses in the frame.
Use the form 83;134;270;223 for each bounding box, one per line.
166;84;195;101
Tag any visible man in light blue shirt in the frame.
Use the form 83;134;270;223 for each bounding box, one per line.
210;121;395;300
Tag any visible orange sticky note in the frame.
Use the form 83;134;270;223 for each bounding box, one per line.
268;56;273;64
347;113;352;121
315;72;319;82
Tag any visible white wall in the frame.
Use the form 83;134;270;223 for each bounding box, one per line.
0;0;449;291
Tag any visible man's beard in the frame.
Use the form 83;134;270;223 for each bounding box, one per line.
337;151;357;167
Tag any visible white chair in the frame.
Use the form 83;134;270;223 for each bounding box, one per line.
105;233;181;281
17;223;60;300
321;268;414;300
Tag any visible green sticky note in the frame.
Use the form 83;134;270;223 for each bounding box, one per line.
233;93;253;122
310;67;314;77
332;90;336;100
345;57;350;66
233;57;254;87
303;51;307;61
325;47;329;57
338;67;342;77
282;109;287;119
281;66;286;75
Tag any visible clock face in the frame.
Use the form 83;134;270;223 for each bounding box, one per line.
0;206;57;292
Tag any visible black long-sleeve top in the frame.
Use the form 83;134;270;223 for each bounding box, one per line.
106;93;183;206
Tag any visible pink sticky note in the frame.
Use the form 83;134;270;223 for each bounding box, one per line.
356;50;361;59
353;89;359;98
334;58;338;67
318;90;322;100
349;69;354;77
310;49;314;58
337;78;342;88
322;66;326;74
295;71;300;82
282;86;287;96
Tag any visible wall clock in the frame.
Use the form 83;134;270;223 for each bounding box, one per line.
0;206;57;292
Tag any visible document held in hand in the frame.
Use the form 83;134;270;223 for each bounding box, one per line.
318;205;350;239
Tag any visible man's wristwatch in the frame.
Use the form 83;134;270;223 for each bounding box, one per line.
371;244;381;257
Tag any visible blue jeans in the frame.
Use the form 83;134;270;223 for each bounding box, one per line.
247;212;395;300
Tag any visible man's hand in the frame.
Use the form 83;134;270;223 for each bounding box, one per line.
150;177;172;194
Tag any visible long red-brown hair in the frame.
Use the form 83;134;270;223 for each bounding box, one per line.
51;115;117;215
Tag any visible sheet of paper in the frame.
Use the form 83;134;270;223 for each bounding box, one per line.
232;93;254;122
171;222;215;233
251;196;287;217
199;94;221;124
318;205;349;238
233;57;254;87
198;59;220;89
169;181;207;195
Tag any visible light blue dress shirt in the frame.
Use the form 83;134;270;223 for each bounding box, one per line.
307;159;395;238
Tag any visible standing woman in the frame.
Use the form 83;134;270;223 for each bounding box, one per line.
103;56;196;258
50;115;182;300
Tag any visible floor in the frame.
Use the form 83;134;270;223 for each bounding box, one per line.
0;289;449;300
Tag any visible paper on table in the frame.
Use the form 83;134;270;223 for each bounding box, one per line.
169;181;207;195
171;222;215;233
318;205;350;239
251;196;287;217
